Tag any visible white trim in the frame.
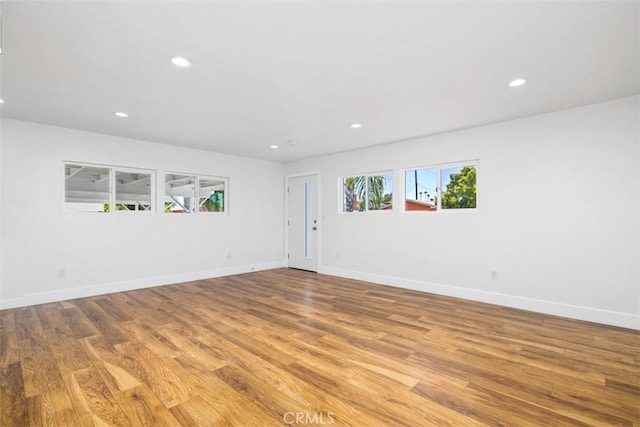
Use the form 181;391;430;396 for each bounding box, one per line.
404;158;480;173
0;261;285;310
162;171;229;215
113;167;155;214
286;171;321;179
195;174;228;215
402;159;479;213
319;266;640;330
339;171;394;213
63;161;157;214
2;262;636;330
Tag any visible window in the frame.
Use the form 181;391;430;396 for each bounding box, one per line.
405;162;477;211
64;163;154;213
164;173;226;214
64;164;111;213
441;165;477;209
342;173;393;212
115;170;153;211
198;177;226;213
164;174;195;213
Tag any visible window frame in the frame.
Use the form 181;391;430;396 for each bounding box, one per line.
403;160;478;213
163;172;228;215
339;170;394;213
197;175;228;214
63;161;156;214
113;167;155;213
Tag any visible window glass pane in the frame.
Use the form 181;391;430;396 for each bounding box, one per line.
115;171;152;212
64;164;110;213
165;174;195;213
441;165;477;209
367;174;393;211
198;178;225;213
304;182;311;257
405;168;438;211
343;176;365;212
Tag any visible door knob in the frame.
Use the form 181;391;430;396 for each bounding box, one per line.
312;226;317;230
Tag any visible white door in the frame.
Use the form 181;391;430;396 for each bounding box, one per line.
287;174;319;272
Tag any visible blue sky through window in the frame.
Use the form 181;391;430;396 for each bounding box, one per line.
405;166;471;202
405;168;438;202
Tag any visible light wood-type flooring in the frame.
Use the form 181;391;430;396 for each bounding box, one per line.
1;268;639;426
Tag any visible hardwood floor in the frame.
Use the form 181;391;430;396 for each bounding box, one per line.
1;268;639;426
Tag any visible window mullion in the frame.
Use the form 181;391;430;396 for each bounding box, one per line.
365;176;369;212
191;175;200;214
437;168;442;211
110;168;115;214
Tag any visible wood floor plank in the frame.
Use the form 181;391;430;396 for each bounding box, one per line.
0;331;20;369
0;363;28;426
213;364;313;421
73;299;130;345
166;364;284;426
155;323;228;371
93;296;136;323
60;307;100;339
550;382;639;424
14;307;44;341
0;268;638;426
17;335;65;398
0;309;17;335
119;322;183;359
25;387;82;427
97;360;142;392
172;335;385;426
70;366;131;425
44;327;93;373
116;384;180;426
34;303;65;331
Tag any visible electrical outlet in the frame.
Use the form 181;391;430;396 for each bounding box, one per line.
336;252;340;260
491;270;498;280
58;268;66;278
227;252;232;259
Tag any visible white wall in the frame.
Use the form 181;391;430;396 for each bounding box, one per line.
0;119;285;307
1;97;638;329
0;118;3;297
286;96;640;329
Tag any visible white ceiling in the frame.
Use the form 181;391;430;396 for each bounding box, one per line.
1;1;638;162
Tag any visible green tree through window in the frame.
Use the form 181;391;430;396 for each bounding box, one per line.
442;166;476;209
343;174;392;212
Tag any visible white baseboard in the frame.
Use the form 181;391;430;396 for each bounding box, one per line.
319;266;640;330
0;261;286;310
4;263;637;330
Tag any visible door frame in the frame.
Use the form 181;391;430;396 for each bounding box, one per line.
285;171;321;272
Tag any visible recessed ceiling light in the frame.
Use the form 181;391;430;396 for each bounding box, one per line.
171;56;192;68
269;145;279;149
349;123;362;129
509;78;527;87
114;111;128;118
0;99;4;104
